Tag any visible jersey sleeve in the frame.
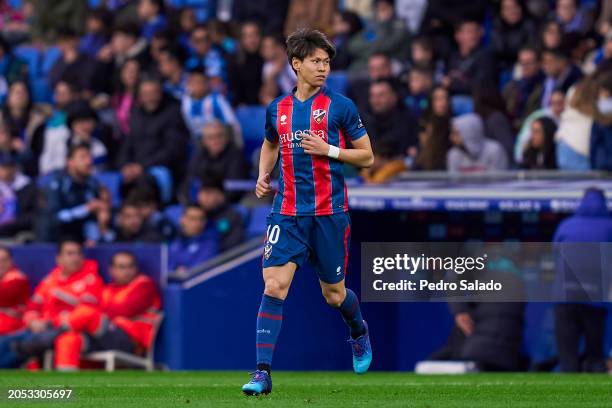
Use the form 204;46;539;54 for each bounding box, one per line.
264;103;279;143
340;99;367;141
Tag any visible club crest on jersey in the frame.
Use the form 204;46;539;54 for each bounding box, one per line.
264;244;272;260
313;109;327;124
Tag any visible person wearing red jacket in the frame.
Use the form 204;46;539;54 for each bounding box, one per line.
54;250;161;370
0;240;103;368
0;247;30;335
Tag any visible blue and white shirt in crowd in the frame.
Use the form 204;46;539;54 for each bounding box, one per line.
181;92;242;147
185;48;227;82
164;73;189;100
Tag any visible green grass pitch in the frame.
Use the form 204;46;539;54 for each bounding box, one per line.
1;370;611;407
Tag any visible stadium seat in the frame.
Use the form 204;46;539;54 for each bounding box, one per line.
43;313;164;372
42;47;62;75
94;171;122;208
246;205;271;238
451;95;474;116
326;72;348;94
31;78;53;103
8;0;22;9
14;46;41;79
236;105;266;163
232;203;250;226
164;204;184;228
148;166;173;204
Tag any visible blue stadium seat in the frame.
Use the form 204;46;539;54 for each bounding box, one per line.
232;204;250;226
14;46;41;79
451;95;474;116
164;205;184;228
31;78;53;103
499;69;512;91
236;105;266;164
94;171;122;208
148;166;173;204
8;0;22;9
42;47;62;75
326;72;348;94
88;0;103;7
246;205;271;238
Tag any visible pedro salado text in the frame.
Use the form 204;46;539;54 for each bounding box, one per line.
370;253;503;292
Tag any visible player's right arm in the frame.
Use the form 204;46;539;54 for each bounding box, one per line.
256;104;281;199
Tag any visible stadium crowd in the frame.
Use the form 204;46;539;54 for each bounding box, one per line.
0;0;608;254
0;0;609;373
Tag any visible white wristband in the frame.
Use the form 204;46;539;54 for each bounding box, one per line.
327;145;340;159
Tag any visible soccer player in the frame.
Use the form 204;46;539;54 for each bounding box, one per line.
242;29;374;396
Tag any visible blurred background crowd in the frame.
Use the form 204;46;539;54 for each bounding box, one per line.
0;0;610;266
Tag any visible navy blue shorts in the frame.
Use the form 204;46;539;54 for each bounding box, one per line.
262;212;351;284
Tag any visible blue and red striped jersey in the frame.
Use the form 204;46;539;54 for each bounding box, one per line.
265;86;367;216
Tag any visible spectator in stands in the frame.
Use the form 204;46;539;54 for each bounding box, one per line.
0;153;36;237
0;246;29;335
196;175;245;251
105;200;163;243
590;72;612;171
555;76;597;170
443;19;497;96
404;65;434;121
514;89;566;163
521;117;558;169
0;119;33;172
79;8;113;58
66;101;111;171
447;113;509;172
137;0;167;42
128;187;176;242
0;81;46;152
117;75;189;199
36;144;103;242
30;0;87;41
347;0;410;74
363;79;417;161
158;46;188;100
554;0;589;35
539;46;583;109
360;79;416;183
96;23;150;94
228;22;264;106
413;86;452;171
149;29;174;67
111;58;140;138
0;37;27;100
284;0;337;38
181;68;242;146
53;250;161;371
185;25;226;90
260;34;296;105
473;86;515;164
502;46;546;129
169;204;219;272
0;240;103;368
537;20;563;51
209;20;238;56
49;28;99;97
186;120;248;203
35;80;78;176
552;188;612;372
330;10;363;71
347;52;401;116
231;0;289;37
490;0;537;72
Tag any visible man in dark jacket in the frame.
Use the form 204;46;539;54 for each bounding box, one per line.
186;120;248;203
552;188;612;372
49;28;99;96
228;21;264;107
443;19;497;96
169;204;219;272
36;145;103;242
118;76;189;199
362;79;417;159
0;154;36;237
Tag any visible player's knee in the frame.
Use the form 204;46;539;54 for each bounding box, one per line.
322;288;344;308
264;278;289;299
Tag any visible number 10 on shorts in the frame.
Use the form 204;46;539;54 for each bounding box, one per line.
266;225;280;244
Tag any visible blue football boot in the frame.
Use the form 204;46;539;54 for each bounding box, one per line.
242;370;272;396
348;320;372;374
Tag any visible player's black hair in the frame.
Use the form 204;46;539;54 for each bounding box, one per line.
286;28;336;73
